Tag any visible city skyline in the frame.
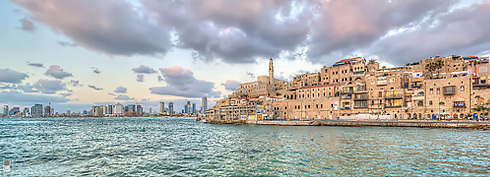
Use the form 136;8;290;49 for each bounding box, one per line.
1;0;490;112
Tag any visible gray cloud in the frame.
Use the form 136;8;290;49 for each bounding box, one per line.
91;67;101;74
0;68;29;83
45;65;73;79
114;86;127;94
88;85;103;91
14;0;488;66
368;1;490;65
114;94;135;100
132;65;157;74
69;80;82;87
16;83;37;93
246;72;255;79
60;93;72;97
136;75;144;82
14;0;171;56
0;90;70;105
18;17;36;32
33;79;66;94
150;66;221;98
222;80;241;91
58;41;77;47
27;62;43;68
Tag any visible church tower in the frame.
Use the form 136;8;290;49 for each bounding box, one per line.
269;58;274;85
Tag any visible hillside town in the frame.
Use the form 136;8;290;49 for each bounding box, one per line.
205;55;490;121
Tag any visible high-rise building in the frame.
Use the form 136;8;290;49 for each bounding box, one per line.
114;103;124;116
202;97;207;113
136;104;143;116
168;102;174;115
149;107;152;114
9;107;20;116
92;106;104;117
106;104;114;115
31;104;43;117
23;107;30;116
185;101;191;113
3;105;9;116
66;110;71;116
192;103;196;114
159;102;165;113
44;106;52;117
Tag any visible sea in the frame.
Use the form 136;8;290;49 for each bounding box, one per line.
1;117;489;176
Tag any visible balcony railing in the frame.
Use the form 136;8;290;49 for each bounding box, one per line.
443;86;456;95
354;95;369;100
377;81;387;85
385;94;403;99
384;104;402;108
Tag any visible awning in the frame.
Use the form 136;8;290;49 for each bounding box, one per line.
453;98;465;102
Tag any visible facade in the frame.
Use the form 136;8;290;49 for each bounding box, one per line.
9;107;20;116
44;106;52;117
31;104;43;117
159;102;165;113
168;102;174;115
192;103;196;114
206;56;490;121
114;103;124;116
3;105;8;116
202;97;207;113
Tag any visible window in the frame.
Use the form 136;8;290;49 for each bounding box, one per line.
460;86;464;91
429;101;433;105
480;67;488;73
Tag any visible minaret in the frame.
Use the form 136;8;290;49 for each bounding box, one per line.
269;58;274;85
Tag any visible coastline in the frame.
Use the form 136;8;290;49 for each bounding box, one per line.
206;119;490;130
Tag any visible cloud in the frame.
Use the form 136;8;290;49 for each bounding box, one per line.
33;79;66;94
15;0;487;65
58;41;77;47
114;94;135;100
88;85;103;91
18;17;36;32
136;75;144;82
60;93;72;97
68;80;82;87
246;72;255;78
0;90;70;105
0;68;29;84
27;62;43;68
45;65;73;79
150;66;221;98
16;83;37;93
132;65;157;74
222;80;241;91
114;86;127;94
91;67;101;74
368;1;490;65
14;0;171;56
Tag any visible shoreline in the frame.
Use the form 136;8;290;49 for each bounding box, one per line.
206;119;490;130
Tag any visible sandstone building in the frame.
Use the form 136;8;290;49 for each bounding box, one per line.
206;55;490;121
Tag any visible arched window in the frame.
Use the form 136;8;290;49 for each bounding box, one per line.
460;86;464;91
429;101;433;105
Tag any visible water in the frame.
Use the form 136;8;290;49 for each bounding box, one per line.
1;118;490;176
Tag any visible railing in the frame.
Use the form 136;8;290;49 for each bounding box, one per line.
385;94;403;99
354;95;369;100
377;81;387;85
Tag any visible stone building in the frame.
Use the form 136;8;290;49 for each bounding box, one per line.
206;55;490;121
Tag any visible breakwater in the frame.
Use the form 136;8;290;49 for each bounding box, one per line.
206;119;490;130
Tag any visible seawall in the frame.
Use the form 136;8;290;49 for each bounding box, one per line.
206;119;490;130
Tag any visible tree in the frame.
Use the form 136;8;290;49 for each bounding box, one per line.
424;60;444;79
382;66;386;69
368;59;377;65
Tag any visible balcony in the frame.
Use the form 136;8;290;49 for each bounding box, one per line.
341;95;352;99
385;94;403;99
411;84;422;88
443;86;456;95
385;104;402;108
454;101;465;108
377;81;387;86
354;95;369;100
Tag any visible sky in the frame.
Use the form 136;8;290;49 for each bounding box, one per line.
1;0;490;113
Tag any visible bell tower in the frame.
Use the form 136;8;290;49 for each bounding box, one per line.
269;58;274;85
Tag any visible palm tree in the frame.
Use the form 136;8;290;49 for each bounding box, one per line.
368;59;377;65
